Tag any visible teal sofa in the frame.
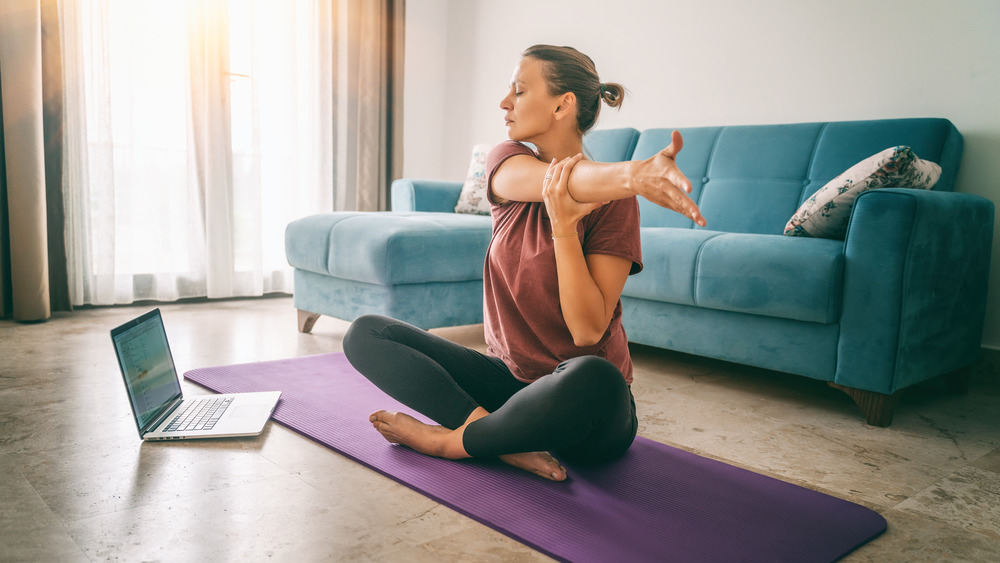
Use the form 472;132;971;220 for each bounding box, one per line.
285;118;994;426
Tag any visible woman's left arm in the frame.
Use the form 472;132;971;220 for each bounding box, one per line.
544;156;633;347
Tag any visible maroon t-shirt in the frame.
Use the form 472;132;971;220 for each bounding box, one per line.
483;140;642;384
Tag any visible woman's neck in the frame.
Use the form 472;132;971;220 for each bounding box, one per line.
533;134;585;163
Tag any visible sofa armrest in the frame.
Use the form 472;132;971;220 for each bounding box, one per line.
391;179;464;212
836;188;994;393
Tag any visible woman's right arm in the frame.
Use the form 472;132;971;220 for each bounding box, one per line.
491;131;706;227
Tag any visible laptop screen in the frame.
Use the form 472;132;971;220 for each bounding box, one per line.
111;309;182;432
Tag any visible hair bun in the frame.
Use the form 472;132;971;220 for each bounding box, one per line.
600;82;625;108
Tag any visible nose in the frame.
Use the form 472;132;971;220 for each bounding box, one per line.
500;92;513;111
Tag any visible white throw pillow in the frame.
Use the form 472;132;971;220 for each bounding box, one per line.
784;146;941;239
454;144;492;215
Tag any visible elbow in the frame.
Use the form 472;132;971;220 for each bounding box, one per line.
570;327;605;348
565;312;612;347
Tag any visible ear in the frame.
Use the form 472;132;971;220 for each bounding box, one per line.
553;92;577;120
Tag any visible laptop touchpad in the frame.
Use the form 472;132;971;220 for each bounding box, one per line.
230;404;271;419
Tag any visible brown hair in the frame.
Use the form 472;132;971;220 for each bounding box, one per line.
522;44;625;134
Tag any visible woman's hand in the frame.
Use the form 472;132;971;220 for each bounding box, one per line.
629;130;707;227
542;154;605;235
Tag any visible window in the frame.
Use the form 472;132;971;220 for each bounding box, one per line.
63;0;337;304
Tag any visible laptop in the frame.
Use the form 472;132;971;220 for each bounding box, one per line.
111;308;281;441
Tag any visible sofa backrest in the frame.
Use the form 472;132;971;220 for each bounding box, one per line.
584;118;963;234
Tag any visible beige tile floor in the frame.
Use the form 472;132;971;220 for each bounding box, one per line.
2;296;998;561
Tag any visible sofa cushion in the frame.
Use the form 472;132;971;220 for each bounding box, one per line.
286;212;491;285
785;146;942;239
623;228;722;305
694;234;844;324
624;229;844;324
454;144;492;215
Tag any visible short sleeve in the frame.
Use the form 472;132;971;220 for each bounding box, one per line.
486;141;536;204
582;197;643;275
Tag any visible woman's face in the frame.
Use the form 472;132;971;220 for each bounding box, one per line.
500;57;562;143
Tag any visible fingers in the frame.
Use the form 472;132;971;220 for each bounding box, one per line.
664;182;705;226
660;130;685;159
688;204;707;227
563;153;584;169
556;154;582;193
636;174;705;226
544;154;583;187
543;154;600;229
657;131;692;194
680;177;694;194
643;132;702;225
544;158;558;186
668;164;694;194
543;154;584;202
673;189;705;227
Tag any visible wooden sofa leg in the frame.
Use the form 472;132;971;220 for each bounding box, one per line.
297;310;321;333
828;383;902;427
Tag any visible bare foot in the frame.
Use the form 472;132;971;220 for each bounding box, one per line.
369;409;568;482
499;452;568;482
369;410;467;459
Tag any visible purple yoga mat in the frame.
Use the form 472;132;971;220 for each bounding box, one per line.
185;352;885;562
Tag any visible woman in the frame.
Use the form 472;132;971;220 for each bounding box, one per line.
343;45;704;481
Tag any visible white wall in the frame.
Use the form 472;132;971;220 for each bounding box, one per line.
404;0;1000;348
400;0;447;180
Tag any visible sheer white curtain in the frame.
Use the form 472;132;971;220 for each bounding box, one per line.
61;0;339;305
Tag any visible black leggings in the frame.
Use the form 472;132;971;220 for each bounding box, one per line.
342;314;637;463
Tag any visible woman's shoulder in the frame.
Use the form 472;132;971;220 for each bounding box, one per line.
486;140;537;169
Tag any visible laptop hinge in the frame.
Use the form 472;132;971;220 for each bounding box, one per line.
143;397;184;435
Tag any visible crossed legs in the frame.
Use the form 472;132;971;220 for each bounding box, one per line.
343;315;637;480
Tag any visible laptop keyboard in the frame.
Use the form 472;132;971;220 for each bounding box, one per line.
164;397;234;432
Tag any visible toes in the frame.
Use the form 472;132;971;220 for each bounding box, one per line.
540;460;567;482
499;452;569;482
370;410;395;423
533;466;567;482
369;411;395;436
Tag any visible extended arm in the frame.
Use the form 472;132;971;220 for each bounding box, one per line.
493;131;706;227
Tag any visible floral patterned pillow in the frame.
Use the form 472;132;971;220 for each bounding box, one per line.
454;144;492;215
784;146;941;239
